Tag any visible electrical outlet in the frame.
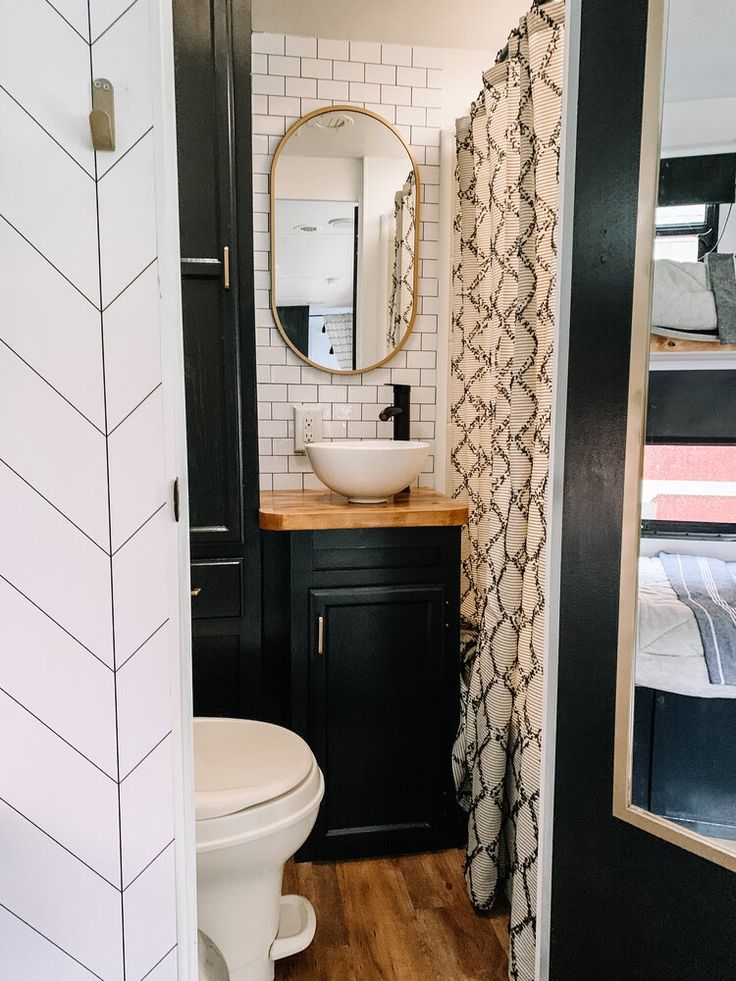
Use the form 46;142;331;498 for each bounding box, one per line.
294;405;324;454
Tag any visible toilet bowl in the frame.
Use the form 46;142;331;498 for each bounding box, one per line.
194;718;325;981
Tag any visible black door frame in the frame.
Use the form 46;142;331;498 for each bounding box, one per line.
546;1;736;979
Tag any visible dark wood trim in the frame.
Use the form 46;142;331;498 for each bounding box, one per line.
229;0;263;713
549;3;736;979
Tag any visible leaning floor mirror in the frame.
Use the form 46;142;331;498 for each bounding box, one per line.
614;0;736;871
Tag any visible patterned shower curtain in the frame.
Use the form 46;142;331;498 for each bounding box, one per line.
449;5;564;981
387;172;416;349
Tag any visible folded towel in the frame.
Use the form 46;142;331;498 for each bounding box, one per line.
705;252;736;344
651;259;718;332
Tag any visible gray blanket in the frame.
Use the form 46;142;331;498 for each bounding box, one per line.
660;552;736;686
705;252;736;344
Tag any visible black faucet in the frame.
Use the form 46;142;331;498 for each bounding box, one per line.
378;384;411;441
379;384;412;495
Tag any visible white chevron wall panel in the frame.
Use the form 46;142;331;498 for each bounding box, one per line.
0;578;118;775
0;691;120;883
0;905;99;981
45;0;90;43
92;0;153;177
0;465;114;660
144;950;179;981
0;219;105;428
116;623;171;776
0;344;110;548
0;0;95;175
97;132;158;307
0;90;99;303
1;801;124;981
120;737;175;885
0;1;182;977
108;386;166;551
90;0;139;42
123;843;178;979
102;260;163;430
113;509;170;664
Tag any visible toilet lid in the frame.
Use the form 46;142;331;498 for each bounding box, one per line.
193;718;315;820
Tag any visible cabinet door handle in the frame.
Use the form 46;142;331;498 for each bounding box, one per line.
223;245;231;289
191;587;202;597
317;615;324;655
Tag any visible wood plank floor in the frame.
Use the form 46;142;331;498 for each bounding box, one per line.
277;849;510;981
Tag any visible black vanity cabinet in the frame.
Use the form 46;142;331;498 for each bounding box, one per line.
262;522;465;861
173;0;261;718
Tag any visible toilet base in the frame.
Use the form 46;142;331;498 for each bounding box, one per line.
270;895;316;963
224;895;316;981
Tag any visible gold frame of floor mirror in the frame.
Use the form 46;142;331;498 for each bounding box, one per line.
612;0;736;874
269;105;422;375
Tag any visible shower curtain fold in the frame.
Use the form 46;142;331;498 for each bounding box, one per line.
449;5;564;981
387;172;417;349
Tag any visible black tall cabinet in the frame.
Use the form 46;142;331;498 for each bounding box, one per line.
173;0;261;718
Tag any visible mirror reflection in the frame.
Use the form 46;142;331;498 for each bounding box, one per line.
271;107;419;373
628;0;736;856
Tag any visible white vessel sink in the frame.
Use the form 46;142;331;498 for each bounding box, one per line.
305;439;429;503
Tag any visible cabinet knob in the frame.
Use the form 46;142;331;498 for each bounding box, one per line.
191;587;202;597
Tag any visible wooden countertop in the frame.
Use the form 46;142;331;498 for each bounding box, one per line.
259;489;468;531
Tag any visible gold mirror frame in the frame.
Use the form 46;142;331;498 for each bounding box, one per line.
269;105;421;375
612;0;736;874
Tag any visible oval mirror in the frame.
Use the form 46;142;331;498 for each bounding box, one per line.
270;106;420;374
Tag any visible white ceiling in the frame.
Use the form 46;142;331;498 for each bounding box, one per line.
252;0;530;51
664;0;736;103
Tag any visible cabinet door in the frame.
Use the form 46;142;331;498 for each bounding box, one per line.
303;584;458;860
192;618;261;719
173;0;242;544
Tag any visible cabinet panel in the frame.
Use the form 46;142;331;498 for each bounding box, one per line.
181;277;241;539
173;0;262;720
192;623;245;717
303;584;457;860
173;0;242;546
190;560;242;619
172;0;220;258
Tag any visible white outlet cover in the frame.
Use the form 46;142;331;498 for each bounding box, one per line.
294;404;324;453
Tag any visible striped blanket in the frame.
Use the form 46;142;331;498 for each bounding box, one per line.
660;552;736;686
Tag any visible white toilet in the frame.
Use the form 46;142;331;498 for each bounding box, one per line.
194;717;325;981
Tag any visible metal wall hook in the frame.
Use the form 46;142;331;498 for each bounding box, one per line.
89;78;115;151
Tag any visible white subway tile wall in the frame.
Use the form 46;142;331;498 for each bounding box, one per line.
251;33;443;491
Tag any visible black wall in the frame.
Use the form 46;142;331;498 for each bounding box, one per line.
549;2;736;979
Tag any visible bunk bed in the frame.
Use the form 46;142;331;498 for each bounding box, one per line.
632;551;736;840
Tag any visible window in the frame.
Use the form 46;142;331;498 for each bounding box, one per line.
654;203;720;262
641;444;736;536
